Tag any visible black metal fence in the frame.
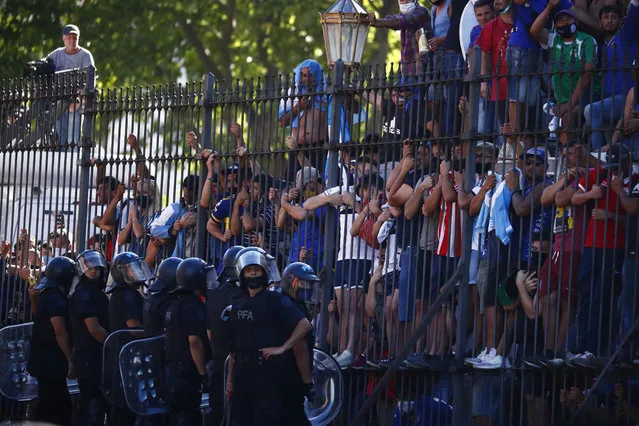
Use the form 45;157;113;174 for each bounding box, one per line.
1;44;639;425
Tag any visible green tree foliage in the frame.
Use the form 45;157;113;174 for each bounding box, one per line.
1;0;403;87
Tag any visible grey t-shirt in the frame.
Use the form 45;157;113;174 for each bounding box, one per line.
417;176;438;251
47;47;95;72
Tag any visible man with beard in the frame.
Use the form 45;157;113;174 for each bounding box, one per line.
531;8;599;146
207;166;245;261
585;1;639;149
70;250;110;426
456;141;500;355
149;175;200;264
368;0;432;75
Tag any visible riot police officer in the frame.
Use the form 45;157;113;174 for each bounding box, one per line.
70;250;110;426
27;256;76;426
205;246;243;426
279;262;320;426
106;251;153;426
144;257;181;337
226;249;312;426
164;257;214;424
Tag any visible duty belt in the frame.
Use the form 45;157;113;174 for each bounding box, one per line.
234;351;265;365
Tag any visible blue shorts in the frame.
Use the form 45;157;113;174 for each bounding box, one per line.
334;259;372;289
506;46;541;106
382;269;401;297
398;247;430;322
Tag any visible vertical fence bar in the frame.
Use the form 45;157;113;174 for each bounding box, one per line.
319;59;344;353
197;73;215;260
75;66;96;253
452;45;482;426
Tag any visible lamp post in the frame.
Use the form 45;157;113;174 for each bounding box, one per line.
319;0;370;68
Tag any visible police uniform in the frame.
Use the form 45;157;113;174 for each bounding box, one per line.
70;275;110;425
229;289;306;426
278;261;319;426
28;263;75;426
106;253;153;426
144;257;181;337
164;257;213;425
282;298;314;426
205;273;242;426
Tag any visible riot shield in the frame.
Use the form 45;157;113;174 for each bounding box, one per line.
118;334;210;416
0;322;79;401
0;322;37;401
118;336;343;425
102;328;144;407
306;349;343;426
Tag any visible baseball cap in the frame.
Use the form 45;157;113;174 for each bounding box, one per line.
296;167;321;188
555;9;575;21
496;272;519;307
519;147;546;163
604;144;631;168
62;25;80;36
476;140;499;156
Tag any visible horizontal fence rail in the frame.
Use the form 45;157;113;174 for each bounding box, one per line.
1;44;639;425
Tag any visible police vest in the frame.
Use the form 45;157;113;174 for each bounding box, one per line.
143;292;175;337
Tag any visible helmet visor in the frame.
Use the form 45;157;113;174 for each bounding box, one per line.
293;278;319;304
206;268;219;290
77;250;107;275
121;258;155;284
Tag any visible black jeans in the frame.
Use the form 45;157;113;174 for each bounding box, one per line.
76;377;108;426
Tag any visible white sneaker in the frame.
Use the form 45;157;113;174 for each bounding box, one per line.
336;350;354;369
474;348;503;370
464;347;488;366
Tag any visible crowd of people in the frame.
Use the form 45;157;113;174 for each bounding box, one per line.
2;0;639;424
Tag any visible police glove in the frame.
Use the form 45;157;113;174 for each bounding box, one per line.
200;374;210;394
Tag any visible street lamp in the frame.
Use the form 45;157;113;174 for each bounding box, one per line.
319;0;370;68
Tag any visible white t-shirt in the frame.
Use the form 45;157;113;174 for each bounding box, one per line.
336;211;376;262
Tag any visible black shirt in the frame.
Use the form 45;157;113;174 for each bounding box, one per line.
108;286;144;332
143;292;175;337
229;289;305;357
206;280;243;359
70;278;109;353
165;292;210;365
381;98;426;144
28;287;70;378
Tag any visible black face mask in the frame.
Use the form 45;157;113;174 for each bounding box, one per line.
529;251;548;272
476;162;493;175
136;195;153;209
245;275;268;289
556;23;577;38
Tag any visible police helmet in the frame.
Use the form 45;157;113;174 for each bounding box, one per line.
106;252;154;293
234;247;281;285
175;258;217;292
148;257;182;293
38;256;76;295
221;245;245;278
280;262;320;304
76;249;107;278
